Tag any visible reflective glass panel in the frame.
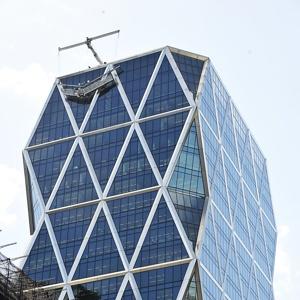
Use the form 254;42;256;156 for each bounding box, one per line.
30;86;74;146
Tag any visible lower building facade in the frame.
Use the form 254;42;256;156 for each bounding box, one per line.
21;46;276;299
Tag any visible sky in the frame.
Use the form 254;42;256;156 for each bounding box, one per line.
0;0;299;298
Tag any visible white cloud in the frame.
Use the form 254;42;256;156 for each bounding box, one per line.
0;64;54;103
0;164;24;227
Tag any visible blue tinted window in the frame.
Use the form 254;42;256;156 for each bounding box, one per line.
107;191;157;262
213;208;231;279
168;190;205;249
221;106;239;169
200;207;221;285
223;152;240;218
199;64;219;136
254;217;270;279
223;241;242;300
259;166;276;226
169;123;205;195
210;66;230;135
134;264;188;300
241;138;257;197
118;51;160;113
244;184;259;249
108;132;157;196
30;86;74;146
84;85;130;132
172;52;204;97
74;210;124;279
72;275;123;300
200;118;219;183
49;204;97;273
200;267;222;300
168;122;205;247
29;139;74;204
83;126;129;191
23;223;62;285
235;238;252;299
262;213;276;275
233;189;251;252
51;145;98;209
211;158;231;224
140;111;188;177
135;197;188;267
141;56;190;118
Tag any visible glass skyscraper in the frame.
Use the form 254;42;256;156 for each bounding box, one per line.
21;46;276;299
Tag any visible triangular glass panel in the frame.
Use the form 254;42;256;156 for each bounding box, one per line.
140;111;188;177
49;204;97;273
171;51;204;98
135;196;189;267
211;158;231;224
50;144;98;209
199;267;223;300
233;187;252;252
83;126;129;191
200;117;220;183
118;51;161;113
30;86;74;146
84;83;130;132
244;184;260;251
200;206;221;285
235;237;252;299
213;207;231;281
141;56;190;118
262;213;276;276
29;139;74;204
108;131;157;196
22;223;63;285
221;105;239;168
259;165;276;226
223;239;243;299
72;276;124;299
199;64;219;137
223;151;240;218
108;190;157;262
134;263;189;299
254;216;271;279
241;136;257;198
121;281;135;299
73;210;124;279
184;270;200;299
168;122;205;247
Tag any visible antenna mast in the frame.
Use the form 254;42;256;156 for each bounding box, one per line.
58;30;120;65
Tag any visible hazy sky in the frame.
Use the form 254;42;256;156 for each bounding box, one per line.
0;0;299;298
